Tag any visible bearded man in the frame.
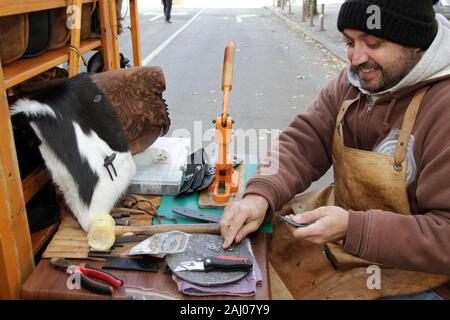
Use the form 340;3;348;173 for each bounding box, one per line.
221;0;450;299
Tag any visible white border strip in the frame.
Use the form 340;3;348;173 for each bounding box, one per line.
142;8;207;65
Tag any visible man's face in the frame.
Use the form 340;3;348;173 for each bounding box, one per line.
343;29;423;92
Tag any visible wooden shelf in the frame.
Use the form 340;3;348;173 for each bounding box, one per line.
3;39;101;89
30;203;67;256
25;167;59;256
30;221;59;256
22;166;50;204
0;0;97;17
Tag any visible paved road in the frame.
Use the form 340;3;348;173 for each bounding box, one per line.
118;5;344;188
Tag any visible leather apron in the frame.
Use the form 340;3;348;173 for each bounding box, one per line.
269;86;450;299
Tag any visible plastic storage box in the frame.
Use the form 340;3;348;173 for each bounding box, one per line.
127;137;190;195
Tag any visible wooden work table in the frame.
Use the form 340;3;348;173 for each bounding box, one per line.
21;232;271;300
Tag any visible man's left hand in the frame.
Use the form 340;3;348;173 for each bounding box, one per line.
287;206;349;244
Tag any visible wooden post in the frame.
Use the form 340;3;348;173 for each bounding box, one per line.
129;0;142;66
309;2;314;26
109;0;120;69
288;0;292;14
99;0;120;70
0;61;34;299
302;0;306;22
307;0;318;15
320;3;325;31
68;0;82;77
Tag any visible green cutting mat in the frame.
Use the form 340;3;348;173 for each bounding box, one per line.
157;163;272;233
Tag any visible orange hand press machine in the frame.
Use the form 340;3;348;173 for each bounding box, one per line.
209;41;240;203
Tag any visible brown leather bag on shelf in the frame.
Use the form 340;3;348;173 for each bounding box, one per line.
0;14;29;65
49;2;97;46
22;10;52;58
0;0;124;64
0;9;67;63
48;7;71;50
57;3;98;42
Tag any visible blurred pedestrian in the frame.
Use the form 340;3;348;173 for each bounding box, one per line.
162;0;173;23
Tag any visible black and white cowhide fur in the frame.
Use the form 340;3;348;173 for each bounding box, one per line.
11;73;136;231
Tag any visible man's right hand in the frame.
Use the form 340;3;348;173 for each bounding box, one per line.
220;195;269;249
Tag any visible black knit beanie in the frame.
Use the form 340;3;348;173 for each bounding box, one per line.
337;0;439;50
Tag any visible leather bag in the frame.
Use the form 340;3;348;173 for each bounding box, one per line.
48;7;71;50
0;14;29;64
0;0;124;64
22;10;52;58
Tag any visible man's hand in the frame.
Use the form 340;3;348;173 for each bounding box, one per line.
287;206;349;244
220;195;269;249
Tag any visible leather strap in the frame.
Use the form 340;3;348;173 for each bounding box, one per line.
393;86;430;168
336;93;361;139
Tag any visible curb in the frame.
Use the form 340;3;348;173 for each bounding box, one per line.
265;6;348;63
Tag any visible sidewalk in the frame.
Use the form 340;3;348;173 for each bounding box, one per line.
265;3;348;62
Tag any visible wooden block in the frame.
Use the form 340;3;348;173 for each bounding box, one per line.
198;164;246;209
42;196;160;259
42;214;88;259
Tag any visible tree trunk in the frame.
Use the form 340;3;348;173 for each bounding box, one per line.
305;0;318;16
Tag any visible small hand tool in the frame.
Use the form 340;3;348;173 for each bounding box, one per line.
111;211;130;219
114;217;130;226
102;257;159;273
171;207;222;223
114;235;149;244
50;257;123;295
173;255;252;272
279;215;314;228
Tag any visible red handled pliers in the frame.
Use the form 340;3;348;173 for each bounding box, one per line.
50;257;123;295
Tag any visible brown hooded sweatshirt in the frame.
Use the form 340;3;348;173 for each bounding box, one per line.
244;65;450;275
